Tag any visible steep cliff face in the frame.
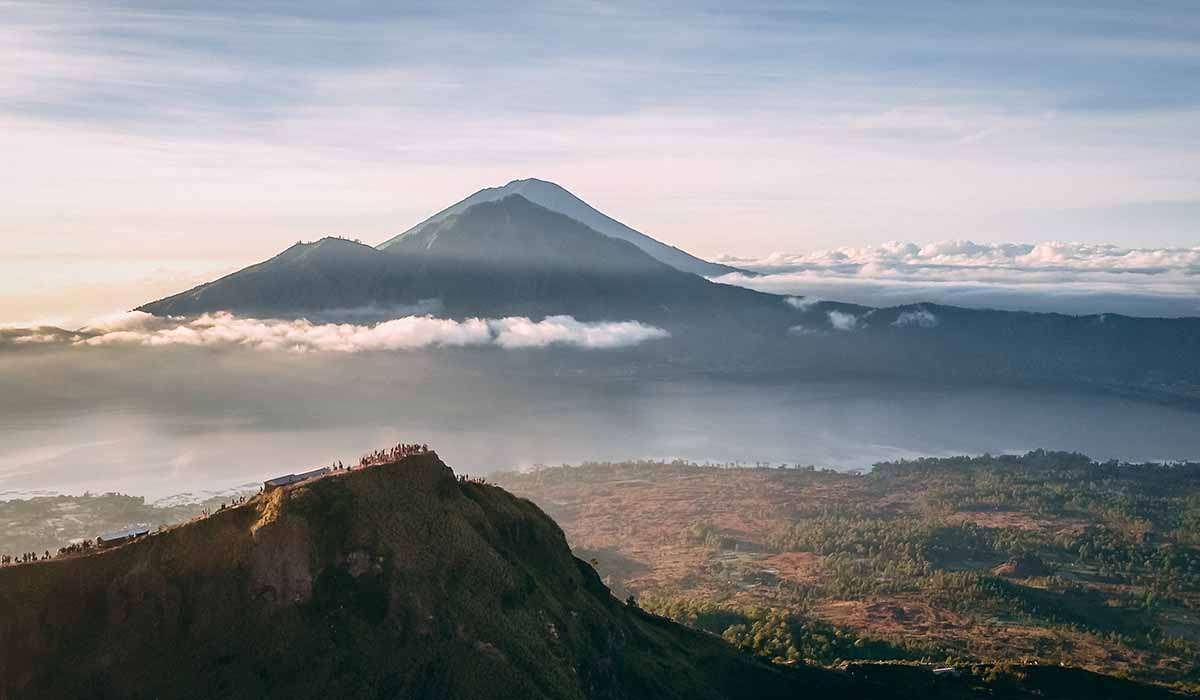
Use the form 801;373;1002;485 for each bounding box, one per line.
0;455;860;700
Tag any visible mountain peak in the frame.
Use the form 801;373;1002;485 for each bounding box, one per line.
503;177;561;188
137;235;396;317
384;193;673;276
274;236;380;262
379;179;743;278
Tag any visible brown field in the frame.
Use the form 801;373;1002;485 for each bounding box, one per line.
948;509;1090;536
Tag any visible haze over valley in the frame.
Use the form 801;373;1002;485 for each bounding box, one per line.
7;346;1200;502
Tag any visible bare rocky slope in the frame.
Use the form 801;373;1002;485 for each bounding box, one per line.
0;454;872;700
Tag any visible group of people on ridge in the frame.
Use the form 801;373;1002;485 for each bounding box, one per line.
204;494;250;517
1;551;51;565
358;442;429;468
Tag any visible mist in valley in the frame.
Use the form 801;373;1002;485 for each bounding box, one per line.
4;340;1200;501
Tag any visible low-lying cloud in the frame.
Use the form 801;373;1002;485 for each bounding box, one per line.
827;311;860;331
4;312;669;352
893;308;939;328
783;296;820;310
716;241;1200;318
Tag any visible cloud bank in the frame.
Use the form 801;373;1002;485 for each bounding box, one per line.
3;312;669;353
716;241;1200;317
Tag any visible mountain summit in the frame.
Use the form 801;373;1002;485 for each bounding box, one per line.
378;179;743;278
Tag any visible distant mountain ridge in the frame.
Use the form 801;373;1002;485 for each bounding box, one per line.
378;178;744;278
134;183;1200;406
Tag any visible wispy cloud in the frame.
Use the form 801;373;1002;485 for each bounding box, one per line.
3;311;669;352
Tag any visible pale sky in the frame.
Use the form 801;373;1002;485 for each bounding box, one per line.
1;1;1198;323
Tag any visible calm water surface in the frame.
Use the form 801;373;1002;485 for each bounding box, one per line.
2;347;1198;499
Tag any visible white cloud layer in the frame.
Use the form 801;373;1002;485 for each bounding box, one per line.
3;312;668;353
716;241;1200;317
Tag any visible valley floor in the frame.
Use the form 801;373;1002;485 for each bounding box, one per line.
497;452;1200;693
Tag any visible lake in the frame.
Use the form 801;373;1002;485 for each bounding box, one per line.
2;345;1199;500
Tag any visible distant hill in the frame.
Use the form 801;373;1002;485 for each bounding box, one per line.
378;178;744;278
